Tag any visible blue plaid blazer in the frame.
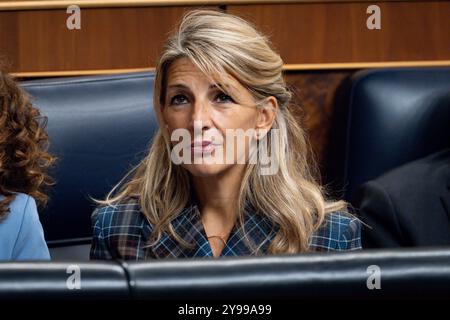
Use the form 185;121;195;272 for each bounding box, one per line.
90;199;362;260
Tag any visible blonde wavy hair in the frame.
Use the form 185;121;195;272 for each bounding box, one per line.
98;9;347;254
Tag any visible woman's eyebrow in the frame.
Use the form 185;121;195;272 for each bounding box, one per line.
167;83;231;91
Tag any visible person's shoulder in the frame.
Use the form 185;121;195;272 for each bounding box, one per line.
92;198;141;218
9;192;35;212
2;193;38;226
374;148;450;190
0;193;35;239
310;211;362;251
91;198;149;236
0;193;50;261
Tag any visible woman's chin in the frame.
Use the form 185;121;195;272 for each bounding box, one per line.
183;163;228;178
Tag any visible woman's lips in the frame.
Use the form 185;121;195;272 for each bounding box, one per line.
190;140;218;154
191;141;212;147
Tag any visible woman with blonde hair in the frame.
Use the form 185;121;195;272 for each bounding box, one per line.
90;9;361;260
0;69;55;260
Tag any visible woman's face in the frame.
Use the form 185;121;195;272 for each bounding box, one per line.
162;58;275;177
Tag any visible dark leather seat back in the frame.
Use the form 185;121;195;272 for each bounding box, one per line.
125;248;450;299
343;68;450;201
0;261;129;299
2;248;450;299
20;72;158;257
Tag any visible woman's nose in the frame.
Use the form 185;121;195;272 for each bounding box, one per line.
190;100;213;130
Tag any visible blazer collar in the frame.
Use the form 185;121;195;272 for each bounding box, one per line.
148;203;278;259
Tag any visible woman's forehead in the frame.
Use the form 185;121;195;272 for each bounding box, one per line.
166;58;242;92
167;58;202;81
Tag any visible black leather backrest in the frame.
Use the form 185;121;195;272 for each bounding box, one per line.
344;68;450;201
20;72;158;245
2;248;450;299
0;261;129;299
125;248;450;299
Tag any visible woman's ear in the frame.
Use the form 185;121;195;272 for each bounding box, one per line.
255;96;278;139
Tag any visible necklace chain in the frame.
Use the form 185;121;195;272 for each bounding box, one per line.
207;235;227;246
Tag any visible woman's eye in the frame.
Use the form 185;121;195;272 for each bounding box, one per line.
170;94;188;105
215;93;234;103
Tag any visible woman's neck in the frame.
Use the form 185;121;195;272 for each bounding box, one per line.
192;165;245;226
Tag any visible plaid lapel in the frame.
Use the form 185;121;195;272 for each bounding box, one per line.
148;203;278;259
149;205;213;259
221;210;279;256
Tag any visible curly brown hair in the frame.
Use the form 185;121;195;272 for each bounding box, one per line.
0;70;56;220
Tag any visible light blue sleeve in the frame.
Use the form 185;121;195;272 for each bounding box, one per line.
12;195;51;261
